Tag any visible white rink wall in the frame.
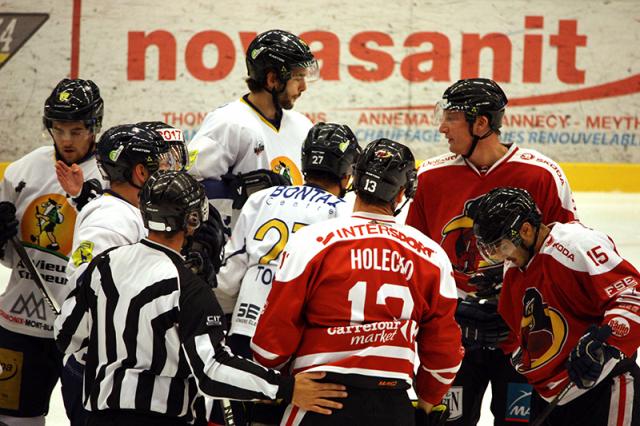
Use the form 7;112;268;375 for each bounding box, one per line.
0;0;639;163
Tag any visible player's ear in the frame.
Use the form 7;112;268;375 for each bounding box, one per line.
265;70;280;91
473;115;490;134
132;163;149;187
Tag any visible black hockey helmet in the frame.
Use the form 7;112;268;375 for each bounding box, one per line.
246;29;318;86
301;122;362;180
470;187;542;263
353;139;417;203
140;171;208;233
136;121;188;171
43;78;104;133
435;78;508;132
96;124;174;184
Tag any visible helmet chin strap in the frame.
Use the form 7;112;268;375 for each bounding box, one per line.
393;197;411;217
521;223;541;266
462;123;494;159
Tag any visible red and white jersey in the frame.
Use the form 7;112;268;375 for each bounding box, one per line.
0;146;106;338
406;144;577;296
252;211;463;406
499;222;640;404
215;184;351;335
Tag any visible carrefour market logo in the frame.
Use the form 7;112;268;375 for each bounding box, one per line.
0;14;49;71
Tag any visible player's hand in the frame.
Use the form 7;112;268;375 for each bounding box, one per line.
468;264;503;299
0;201;18;248
455;297;510;349
567;324;622;389
55;160;84;197
415;402;449;426
183;204;225;286
222;169;291;210
292;371;347;415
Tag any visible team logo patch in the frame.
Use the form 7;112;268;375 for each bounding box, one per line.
505;382;532;422
270;156;302;185
608;317;630;337
442;386;462;421
187;149;198;171
20;193;76;255
58;91;71;102
72;240;95;267
516;288;569;373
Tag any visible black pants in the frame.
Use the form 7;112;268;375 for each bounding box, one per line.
298;387;414;426
87;409;190;426
444;347;532;425
61;355;90;426
530;361;640;426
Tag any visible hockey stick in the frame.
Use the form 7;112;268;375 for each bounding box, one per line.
220;398;235;426
529;382;573;426
10;236;61;315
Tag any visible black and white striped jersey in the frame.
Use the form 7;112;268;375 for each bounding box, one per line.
54;238;293;420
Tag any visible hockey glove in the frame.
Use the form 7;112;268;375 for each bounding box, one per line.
455;297;510;350
567;324;622;389
70;178;103;211
468;264;504;299
223;169;291;210
415;404;449;426
0;201;18;256
183;204;225;287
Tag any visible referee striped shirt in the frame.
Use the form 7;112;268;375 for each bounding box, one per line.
54;238;293;421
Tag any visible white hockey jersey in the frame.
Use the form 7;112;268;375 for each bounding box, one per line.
0;146;106;338
66;191;147;293
215;184;351;337
187;96;312;233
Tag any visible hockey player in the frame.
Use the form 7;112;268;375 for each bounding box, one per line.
55;171;347;426
214;122;361;424
188;29;318;236
0;78;106;426
471;187;640;425
252;139;463;425
405;78;577;425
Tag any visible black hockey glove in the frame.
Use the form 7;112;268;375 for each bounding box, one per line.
70;178;103;212
455;297;510;350
567;324;622;389
183;204;225;287
468;265;503;299
415;404;449;426
0;201;18;257
223;169;291;210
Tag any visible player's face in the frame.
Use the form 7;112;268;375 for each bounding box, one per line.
50;120;94;164
437;110;472;155
278;67;310;110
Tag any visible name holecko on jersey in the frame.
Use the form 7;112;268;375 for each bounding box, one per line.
351;248;414;280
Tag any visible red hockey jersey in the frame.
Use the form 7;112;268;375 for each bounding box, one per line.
251;211;464;405
406;144;577;295
499;222;640;403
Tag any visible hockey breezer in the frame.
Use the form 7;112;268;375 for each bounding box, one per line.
11;235;60;315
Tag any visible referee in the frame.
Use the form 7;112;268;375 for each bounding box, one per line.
54;171;346;425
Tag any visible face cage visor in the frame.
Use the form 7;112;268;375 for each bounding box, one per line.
475;229;522;265
433;100;468;126
289;59;320;83
156;148;185;173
